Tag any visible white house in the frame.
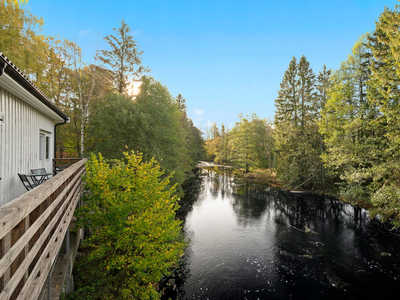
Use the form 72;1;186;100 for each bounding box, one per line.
0;52;68;205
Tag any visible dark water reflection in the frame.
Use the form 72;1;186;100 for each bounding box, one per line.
175;167;400;299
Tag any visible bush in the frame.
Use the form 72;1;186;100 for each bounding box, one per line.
72;152;186;299
370;184;400;225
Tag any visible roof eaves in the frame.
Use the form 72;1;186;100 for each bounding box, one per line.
0;52;68;121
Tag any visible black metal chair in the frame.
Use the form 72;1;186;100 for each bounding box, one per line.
30;168;50;184
18;173;39;191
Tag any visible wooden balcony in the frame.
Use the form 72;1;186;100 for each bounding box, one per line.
0;159;86;300
53;158;83;175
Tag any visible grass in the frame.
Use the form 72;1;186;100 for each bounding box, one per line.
240;168;281;187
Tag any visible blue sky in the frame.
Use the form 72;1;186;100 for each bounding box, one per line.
28;0;396;132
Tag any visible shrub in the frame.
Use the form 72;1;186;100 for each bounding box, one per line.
73;152;186;299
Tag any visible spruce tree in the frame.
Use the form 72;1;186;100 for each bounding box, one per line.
365;6;400;220
314;65;331;119
313;65;331;182
274;56;323;188
319;37;379;201
99;19;149;95
274;57;298;126
298;55;316;132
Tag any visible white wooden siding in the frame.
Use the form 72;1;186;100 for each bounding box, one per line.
0;87;54;205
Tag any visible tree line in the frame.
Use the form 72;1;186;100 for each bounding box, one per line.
320;6;400;224
204;115;274;173
1;1;206;298
0;0;205;191
205;4;400;225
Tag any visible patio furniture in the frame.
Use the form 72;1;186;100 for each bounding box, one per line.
30;168;51;184
18;173;40;191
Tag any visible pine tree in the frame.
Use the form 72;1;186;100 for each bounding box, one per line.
99;19;149;95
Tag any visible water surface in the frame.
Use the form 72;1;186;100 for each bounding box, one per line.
176;167;400;299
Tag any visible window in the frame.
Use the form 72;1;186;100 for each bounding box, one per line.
46;136;50;159
39;133;45;160
39;131;51;160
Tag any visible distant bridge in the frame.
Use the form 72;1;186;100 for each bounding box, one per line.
0;159;86;300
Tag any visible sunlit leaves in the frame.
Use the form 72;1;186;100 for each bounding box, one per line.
99;19;149;95
75;152;186;299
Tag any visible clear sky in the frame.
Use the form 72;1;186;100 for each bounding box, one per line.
28;0;396;132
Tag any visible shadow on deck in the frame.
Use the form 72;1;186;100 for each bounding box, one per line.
0;159;86;300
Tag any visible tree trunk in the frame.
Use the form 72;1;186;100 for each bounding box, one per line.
80;117;85;158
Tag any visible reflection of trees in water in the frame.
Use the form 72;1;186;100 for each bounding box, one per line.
271;190;400;297
175;166;234;299
176;168;204;221
177;167;400;298
202;166;234;199
178;166;234;221
231;181;273;224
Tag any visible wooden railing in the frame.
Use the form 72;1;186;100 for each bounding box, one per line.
0;159;86;300
53;158;83;176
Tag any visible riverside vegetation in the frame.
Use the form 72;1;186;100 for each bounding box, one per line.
2;1;204;298
205;5;400;226
2;1;400;298
70;152;186;299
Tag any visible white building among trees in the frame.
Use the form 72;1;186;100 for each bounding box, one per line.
0;52;68;205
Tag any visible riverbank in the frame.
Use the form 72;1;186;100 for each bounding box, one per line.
176;163;400;299
198;162;280;187
236;167;398;226
239;168;281;188
198;162;399;227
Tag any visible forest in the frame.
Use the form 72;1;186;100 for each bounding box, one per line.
1;0;205;193
1;0;203;298
2;0;400;298
204;5;400;226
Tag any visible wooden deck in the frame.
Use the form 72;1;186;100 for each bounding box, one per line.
0;159;86;300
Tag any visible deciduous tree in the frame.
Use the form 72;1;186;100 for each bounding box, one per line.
74;152;186;299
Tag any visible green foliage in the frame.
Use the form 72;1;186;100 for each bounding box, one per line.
204;115;273;171
319;36;378;199
274;56;327;189
364;6;400;220
214;123;230;164
73;152;186;299
175;94;206;168
229;114;272;172
0;0;46;79
88;78;205;193
87;93;136;158
370;184;400;224
318;6;400;224
133;77;191;189
99;19;149;95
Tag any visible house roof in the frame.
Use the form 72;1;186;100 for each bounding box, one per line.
0;52;68;121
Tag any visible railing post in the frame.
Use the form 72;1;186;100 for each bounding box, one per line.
64;226;70;255
0;159;86;300
47;274;51;300
2;233;11;288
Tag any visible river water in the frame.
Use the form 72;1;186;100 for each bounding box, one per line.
173;166;400;300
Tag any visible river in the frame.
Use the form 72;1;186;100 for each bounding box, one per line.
171;165;400;300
